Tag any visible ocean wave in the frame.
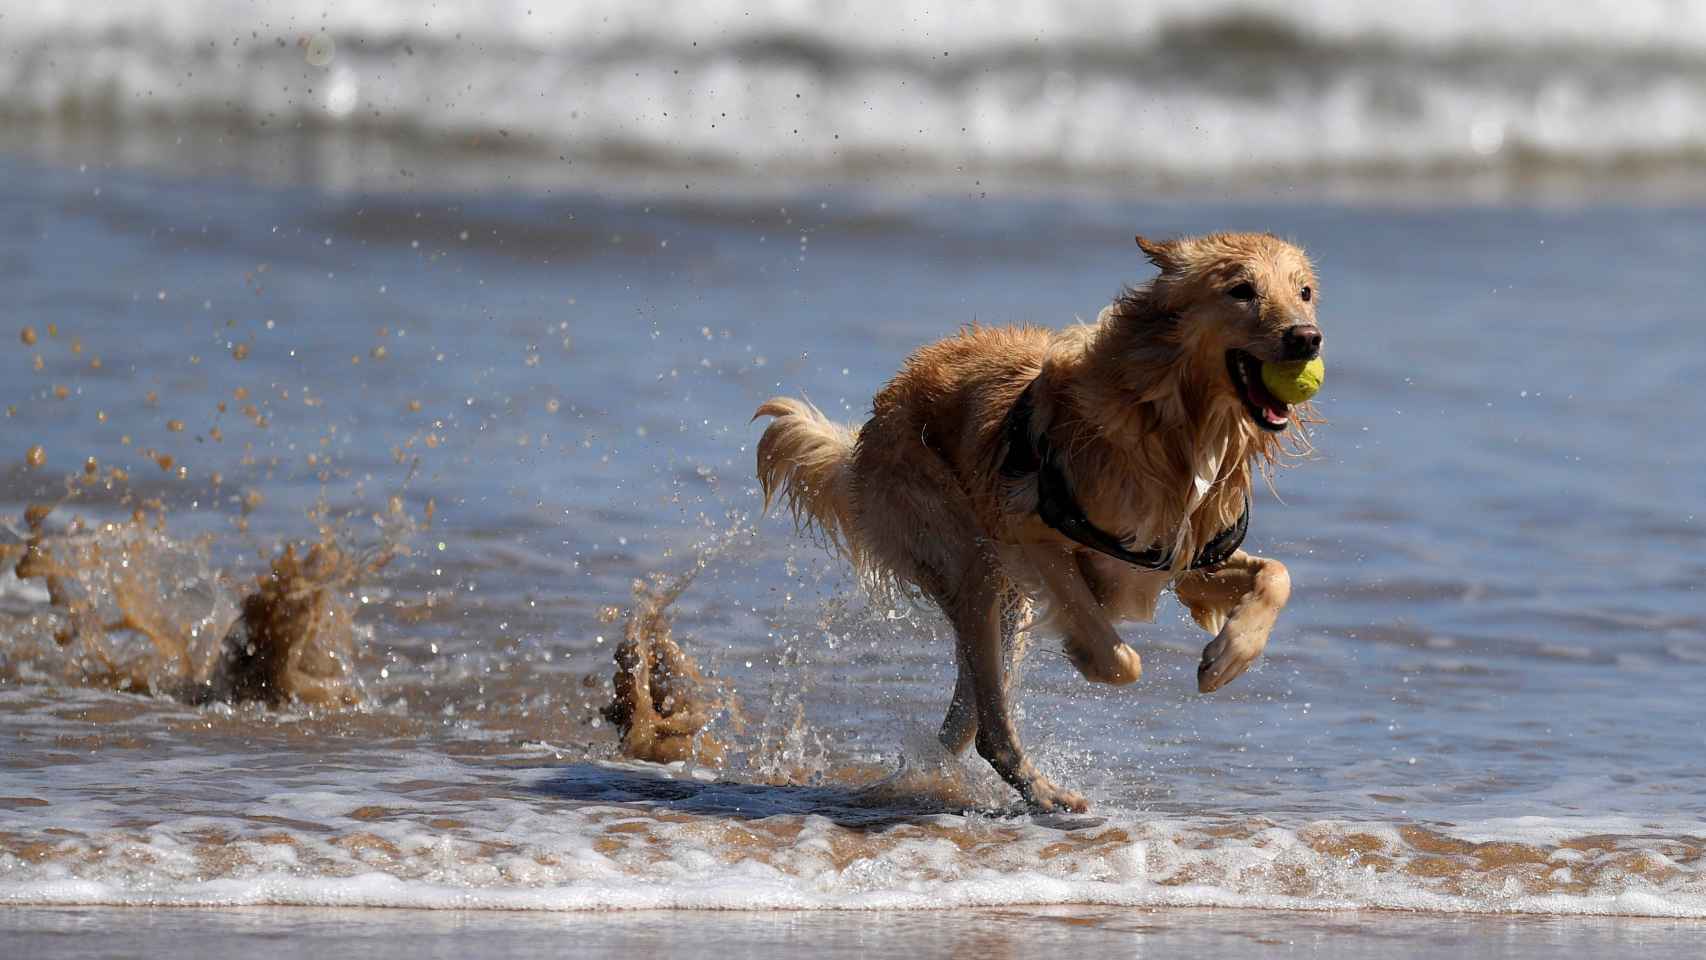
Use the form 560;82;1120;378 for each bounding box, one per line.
6;0;1706;181
3;757;1705;917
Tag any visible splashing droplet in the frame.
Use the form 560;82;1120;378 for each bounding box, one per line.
304;33;336;68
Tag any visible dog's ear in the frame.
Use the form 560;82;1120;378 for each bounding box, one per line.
1135;235;1184;274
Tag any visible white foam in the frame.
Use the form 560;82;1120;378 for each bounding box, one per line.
4;755;1705;917
7;0;1706;181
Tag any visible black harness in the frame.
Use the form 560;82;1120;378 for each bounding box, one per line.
999;380;1248;571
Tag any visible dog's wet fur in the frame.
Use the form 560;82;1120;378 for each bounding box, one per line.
755;232;1323;811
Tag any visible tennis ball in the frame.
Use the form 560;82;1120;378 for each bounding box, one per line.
1260;357;1324;405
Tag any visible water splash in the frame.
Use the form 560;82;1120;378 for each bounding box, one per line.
603;569;727;765
2;499;417;708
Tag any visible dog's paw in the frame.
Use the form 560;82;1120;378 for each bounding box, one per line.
1067;639;1142;686
1196;623;1268;693
1023;778;1090;814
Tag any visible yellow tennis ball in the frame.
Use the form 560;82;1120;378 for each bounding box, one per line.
1260;357;1325;405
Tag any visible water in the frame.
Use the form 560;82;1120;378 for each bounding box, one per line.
11;0;1706;188
1;147;1704;931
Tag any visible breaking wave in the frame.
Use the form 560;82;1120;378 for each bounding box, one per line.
6;0;1706;181
4;754;1706;916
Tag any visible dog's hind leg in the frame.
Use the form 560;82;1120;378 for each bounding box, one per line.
946;555;1087;813
1174;550;1291;693
852;429;1084;811
939;587;1025;756
939;646;978;756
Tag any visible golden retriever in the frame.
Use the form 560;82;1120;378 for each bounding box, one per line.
754;232;1322;812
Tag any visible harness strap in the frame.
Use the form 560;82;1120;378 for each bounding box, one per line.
1000;379;1248;571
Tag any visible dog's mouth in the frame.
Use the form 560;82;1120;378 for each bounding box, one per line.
1225;349;1291;432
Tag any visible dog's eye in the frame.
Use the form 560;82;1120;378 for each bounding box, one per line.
1300;285;1312;302
1226;282;1257;302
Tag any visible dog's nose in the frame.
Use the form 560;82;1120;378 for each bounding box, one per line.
1281;324;1323;360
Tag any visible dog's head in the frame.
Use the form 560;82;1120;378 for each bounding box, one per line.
1123;232;1321;434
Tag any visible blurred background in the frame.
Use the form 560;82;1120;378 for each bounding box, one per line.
6;0;1706;199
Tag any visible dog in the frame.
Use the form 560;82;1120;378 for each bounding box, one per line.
754;232;1322;812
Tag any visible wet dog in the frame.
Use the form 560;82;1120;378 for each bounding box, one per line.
754;232;1322;811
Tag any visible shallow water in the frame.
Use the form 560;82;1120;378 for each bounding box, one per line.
2;154;1706;920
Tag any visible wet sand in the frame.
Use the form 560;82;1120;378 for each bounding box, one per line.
6;904;1706;959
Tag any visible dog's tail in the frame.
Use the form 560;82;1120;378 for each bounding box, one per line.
753;397;861;562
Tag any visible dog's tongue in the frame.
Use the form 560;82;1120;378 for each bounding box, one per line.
1243;377;1289;425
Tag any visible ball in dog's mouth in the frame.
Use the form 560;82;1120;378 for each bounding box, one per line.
1225;349;1291;432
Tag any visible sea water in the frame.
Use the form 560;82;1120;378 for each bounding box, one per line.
2;156;1704;921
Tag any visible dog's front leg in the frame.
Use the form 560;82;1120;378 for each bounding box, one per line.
1018;543;1141;686
948;552;1088;813
1174;550;1291;693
